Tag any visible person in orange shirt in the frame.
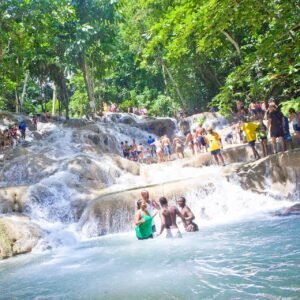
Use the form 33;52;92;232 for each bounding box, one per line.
205;127;225;166
240;118;260;160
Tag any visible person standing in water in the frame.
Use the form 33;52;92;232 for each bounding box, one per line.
158;197;186;238
177;197;198;232
172;136;184;159
185;131;194;155
134;200;155;240
205;127;225;166
161;135;171;161
140;190;160;233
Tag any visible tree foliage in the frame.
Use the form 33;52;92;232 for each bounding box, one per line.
0;0;299;116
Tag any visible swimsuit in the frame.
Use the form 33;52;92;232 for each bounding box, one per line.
135;213;153;240
165;228;182;238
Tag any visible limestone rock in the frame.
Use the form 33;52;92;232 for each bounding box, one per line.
0;215;42;259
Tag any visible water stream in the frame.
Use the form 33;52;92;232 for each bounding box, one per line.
0;114;299;299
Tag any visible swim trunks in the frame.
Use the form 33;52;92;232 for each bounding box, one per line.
165;228;182;238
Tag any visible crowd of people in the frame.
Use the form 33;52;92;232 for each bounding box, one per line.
134;190;200;240
120;99;300;166
0;121;27;151
233;101;300;157
120;127;226;166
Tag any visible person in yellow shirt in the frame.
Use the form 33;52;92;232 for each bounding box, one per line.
205;127;225;166
240;118;260;160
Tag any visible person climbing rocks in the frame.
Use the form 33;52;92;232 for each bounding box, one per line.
240;118;260;160
18;121;26;140
205;127;225;166
256;119;268;157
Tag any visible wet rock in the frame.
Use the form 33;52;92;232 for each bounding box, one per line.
273;203;300;216
135;118;176;137
236;149;300;197
0;215;42;259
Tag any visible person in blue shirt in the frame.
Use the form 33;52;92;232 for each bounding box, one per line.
18;121;27;140
147;136;156;157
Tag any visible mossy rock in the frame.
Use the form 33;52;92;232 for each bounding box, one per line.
0;221;13;259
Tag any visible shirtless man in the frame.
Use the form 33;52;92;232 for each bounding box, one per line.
177;197;198;232
140;190;160;232
136;143;144;163
161;135;171;161
185;131;194;155
172;137;184;159
158;197;187;238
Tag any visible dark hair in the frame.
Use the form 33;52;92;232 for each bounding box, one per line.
136;199;142;210
178;196;186;203
159;197;168;206
289;108;296;114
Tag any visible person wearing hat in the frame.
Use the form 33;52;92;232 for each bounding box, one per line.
205;127;225;166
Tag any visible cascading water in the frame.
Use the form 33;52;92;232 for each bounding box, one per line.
0;113;299;299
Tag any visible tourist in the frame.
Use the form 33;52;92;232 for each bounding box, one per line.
120;142;126;158
140;190;160;232
240;118;260;160
123;141;130;159
283;116;293;150
143;147;152;164
176;197;198;232
249;101;256;116
158;197;186;238
134;199;154;240
200;207;210;220
185;131;194;155
267;104;286;153
288;108;300;139
196;127;207;152
147;135;156;157
32;115;38;130
172;136;184;159
205;127;225;166
137;143;144;163
192;129;199;154
131;139;138;161
161;135;171;161
152;139;163;163
236;100;244;116
256;119;268;157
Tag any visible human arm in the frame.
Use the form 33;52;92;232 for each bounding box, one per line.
176;207;187;229
134;211;144;226
184;206;195;222
158;210;166;235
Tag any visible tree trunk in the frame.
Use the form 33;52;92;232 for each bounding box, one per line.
15;88;20;113
158;57;185;106
52;83;57;116
80;54;95;111
20;71;29;112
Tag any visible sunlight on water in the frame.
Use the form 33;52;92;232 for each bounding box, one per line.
1;218;299;299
